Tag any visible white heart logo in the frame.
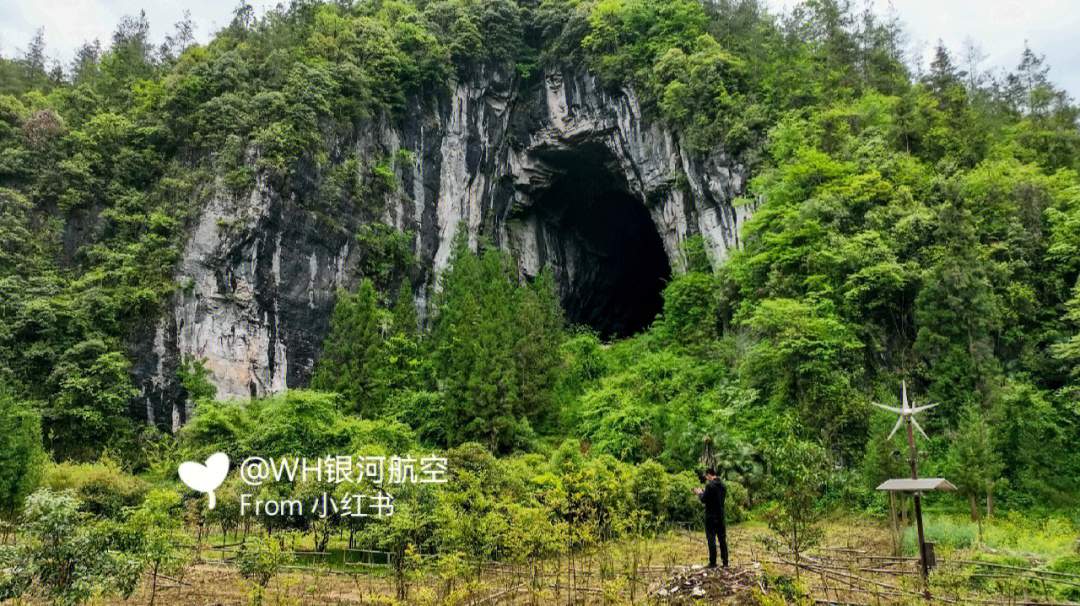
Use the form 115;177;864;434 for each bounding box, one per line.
178;452;230;509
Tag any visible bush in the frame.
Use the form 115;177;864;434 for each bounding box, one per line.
40;458;147;518
0;489;142;605
727;481;749;524
237;535;291;588
667;471;701;525
630;459;669;519
183;390;389;460
660;271;719;346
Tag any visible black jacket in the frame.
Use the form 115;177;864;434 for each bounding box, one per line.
699;478;726;522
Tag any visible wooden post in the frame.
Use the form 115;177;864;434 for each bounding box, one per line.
889;491;899;557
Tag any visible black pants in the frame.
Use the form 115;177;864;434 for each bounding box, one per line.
705;517;728;567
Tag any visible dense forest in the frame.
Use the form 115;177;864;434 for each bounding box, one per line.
1;0;1080;603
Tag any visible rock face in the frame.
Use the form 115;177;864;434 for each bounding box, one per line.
134;65;752;429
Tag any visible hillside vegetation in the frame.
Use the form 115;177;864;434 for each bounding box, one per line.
1;1;1079;602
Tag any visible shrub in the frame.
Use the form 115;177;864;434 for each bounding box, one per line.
0;489;141;605
660;271;719;346
237;534;291;605
40;458;147;518
630;459;669;520
727;481;750;524
667;471;701;525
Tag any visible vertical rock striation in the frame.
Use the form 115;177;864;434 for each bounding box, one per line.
135;66;753;427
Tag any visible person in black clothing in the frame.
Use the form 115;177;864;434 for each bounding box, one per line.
694;468;728;568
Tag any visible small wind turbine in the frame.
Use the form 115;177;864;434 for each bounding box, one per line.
872;380;938;442
871;380;940;586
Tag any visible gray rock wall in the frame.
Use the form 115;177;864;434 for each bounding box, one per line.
135;66;753;429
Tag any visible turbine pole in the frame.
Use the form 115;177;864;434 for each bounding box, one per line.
902;382;930;582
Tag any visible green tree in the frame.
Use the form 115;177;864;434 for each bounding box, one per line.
392;279;418;338
382;279;422;393
914;200;1000;421
432;234;519;450
236;535;291;606
763;433;827;578
44;341;137;460
739;298;863;453
124;488;191;606
311;280;384;416
0;387;45;537
432;234;565;451
660;271;719;346
0;489;141;605
511;271;565;429
945;405;1000;539
1052;281;1080;382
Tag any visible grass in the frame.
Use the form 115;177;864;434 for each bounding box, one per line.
903;512;1079;565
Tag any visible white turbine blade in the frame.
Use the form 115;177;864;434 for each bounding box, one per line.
886;416;905;441
872;401;903;414
911;417;930;440
911;402;939;414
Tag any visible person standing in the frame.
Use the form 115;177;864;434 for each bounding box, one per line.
694;468;728;568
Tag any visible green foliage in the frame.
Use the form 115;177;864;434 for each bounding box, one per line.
40;458;148;519
583;0;751;153
659;271;719;346
42;342;138;460
0;489;141;605
237;534;291;597
629;459;669;520
354;224;416;290
0;0;1078;552
904;514;1079;563
123;488;191;606
567;332;756;473
311;281;385;416
430;233;565;451
384;280;422;393
0;387;45;521
182;389;401;460
175;357;217;404
945;404;1002;520
716;27;1080;503
763;433;828;576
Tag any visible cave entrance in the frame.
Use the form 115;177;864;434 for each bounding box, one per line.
529;143;670;339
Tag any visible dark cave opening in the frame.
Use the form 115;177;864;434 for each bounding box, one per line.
529;144;671;339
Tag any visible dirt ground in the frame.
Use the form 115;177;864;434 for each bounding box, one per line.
60;527;770;606
11;519;1072;606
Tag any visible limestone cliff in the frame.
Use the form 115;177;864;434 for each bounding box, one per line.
135;65;752;429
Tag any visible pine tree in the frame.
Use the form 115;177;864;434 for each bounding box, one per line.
511;271;564;428
926;41;958;97
311;280;384;416
382;279;420;393
71;40;102;84
946;405;1000;540
24;28;47;76
914;201;1000;421
433;234;519;450
392;279;418;339
1051;281;1080;381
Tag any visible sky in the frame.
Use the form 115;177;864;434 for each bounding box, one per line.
767;0;1080;98
1;0;1078;100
